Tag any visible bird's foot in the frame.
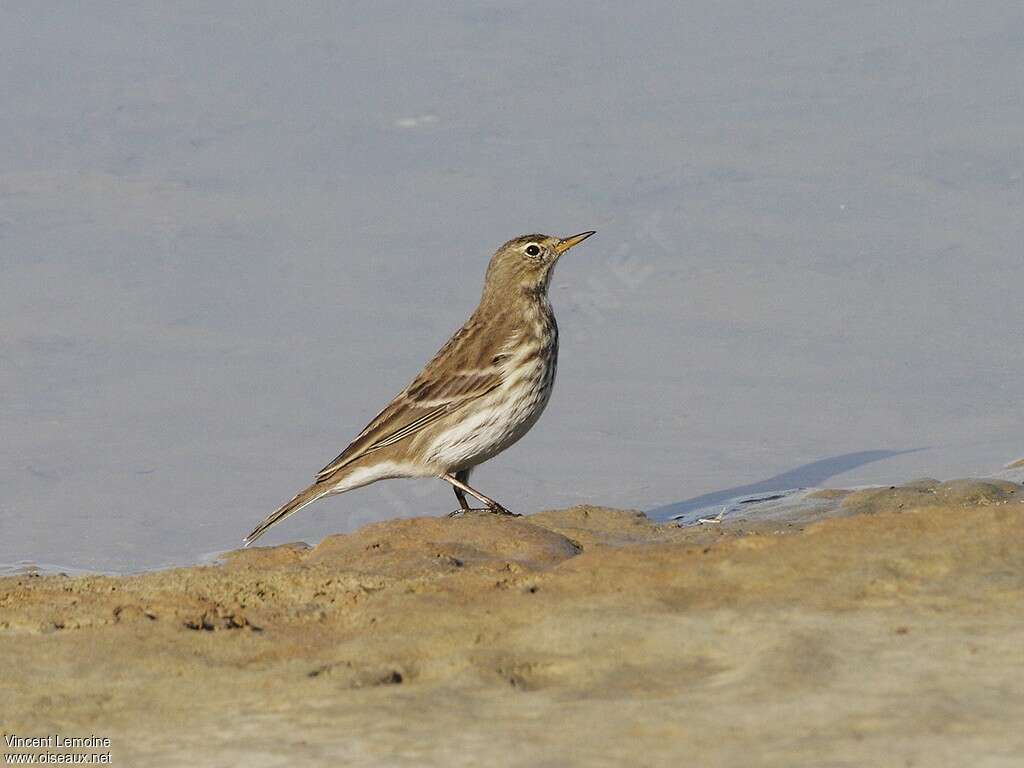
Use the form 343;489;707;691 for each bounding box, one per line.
448;505;520;518
448;507;488;518
487;503;520;517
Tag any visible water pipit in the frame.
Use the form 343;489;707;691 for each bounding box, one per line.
243;231;596;545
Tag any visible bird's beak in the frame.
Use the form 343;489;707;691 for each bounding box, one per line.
555;231;596;255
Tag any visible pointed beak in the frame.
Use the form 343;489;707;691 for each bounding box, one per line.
554;230;596;255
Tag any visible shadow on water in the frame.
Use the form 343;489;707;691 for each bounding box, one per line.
647;449;923;522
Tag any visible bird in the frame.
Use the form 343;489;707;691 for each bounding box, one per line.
243;230;596;545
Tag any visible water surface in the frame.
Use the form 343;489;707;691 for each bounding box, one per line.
2;2;1022;572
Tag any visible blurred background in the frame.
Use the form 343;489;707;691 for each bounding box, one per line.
2;1;1021;571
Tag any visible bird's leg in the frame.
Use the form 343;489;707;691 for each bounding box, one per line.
451;469;474;514
441;472;519;517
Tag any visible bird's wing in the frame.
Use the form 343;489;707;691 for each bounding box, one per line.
315;320;511;480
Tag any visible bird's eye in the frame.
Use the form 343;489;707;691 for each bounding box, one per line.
525;244;541;256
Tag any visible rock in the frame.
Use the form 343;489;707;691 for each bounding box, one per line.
841;478;1018;516
306;514;583;576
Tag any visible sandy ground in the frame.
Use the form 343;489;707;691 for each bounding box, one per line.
2;477;1023;767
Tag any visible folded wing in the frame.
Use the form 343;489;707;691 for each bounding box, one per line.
315;338;508;480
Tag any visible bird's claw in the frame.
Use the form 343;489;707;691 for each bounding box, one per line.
448;505;520;518
488;504;520;517
448;507;486;518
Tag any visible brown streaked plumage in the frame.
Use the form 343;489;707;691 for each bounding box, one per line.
243;231;595;545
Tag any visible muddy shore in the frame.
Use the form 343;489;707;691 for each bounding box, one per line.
2;476;1022;767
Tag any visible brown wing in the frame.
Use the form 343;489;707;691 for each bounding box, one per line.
315;314;513;480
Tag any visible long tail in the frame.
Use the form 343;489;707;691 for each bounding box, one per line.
243;483;333;546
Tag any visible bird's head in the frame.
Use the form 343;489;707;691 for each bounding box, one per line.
483;231;595;298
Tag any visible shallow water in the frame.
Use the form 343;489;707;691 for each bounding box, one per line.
2;2;1022;573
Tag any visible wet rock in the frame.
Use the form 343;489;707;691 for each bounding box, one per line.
842;478;1018;516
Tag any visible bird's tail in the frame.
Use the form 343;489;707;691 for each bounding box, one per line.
243;482;332;547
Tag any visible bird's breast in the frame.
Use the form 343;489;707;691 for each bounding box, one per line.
420;313;559;470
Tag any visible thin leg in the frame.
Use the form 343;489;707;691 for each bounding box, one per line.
453;468;472;512
440;472;518;516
